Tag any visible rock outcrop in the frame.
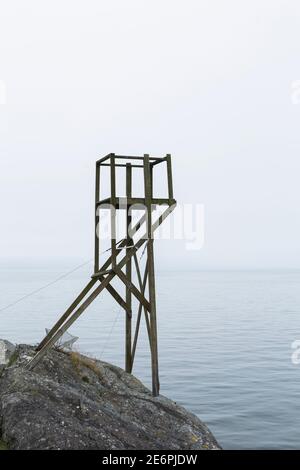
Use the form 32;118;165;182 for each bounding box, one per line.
0;341;220;450
0;339;15;365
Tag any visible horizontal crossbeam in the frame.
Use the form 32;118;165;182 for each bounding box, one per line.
97;197;176;209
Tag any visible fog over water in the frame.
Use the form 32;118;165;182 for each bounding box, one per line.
1;1;300;451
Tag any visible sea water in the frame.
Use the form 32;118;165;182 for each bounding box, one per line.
1;262;299;449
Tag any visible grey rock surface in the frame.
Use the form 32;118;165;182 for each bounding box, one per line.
0;339;16;366
0;344;221;450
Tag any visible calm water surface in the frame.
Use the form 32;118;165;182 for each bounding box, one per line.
1;263;299;449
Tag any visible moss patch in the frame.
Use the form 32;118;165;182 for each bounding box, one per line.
7;350;19;367
70;352;102;379
0;439;9;450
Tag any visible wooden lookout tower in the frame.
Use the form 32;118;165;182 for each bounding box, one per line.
28;154;176;396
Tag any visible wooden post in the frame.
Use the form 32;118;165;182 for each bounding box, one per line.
166;154;173;202
110;154;117;270
144;154;160;396
125;163;132;372
94;162;100;273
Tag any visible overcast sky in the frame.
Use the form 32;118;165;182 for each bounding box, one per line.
0;0;300;269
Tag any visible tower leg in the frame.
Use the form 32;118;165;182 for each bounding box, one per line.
125;163;132;372
147;238;160;396
94;162;100;273
144;154;160;396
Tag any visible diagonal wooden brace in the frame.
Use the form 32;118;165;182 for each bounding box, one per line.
36;279;97;351
114;267;151;313
28;204;176;370
36;211;150;351
130;259;150;371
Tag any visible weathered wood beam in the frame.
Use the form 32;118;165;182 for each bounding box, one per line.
125;163;132;372
100;163;144;168
30;204;175;370
97;197;176;208
100;277;131;316
166;154;174;202
115;268;151;313
133;254;151;336
94;162;100;273
110;154;117;270
130;259;151;372
144;154;160;397
92;211;148;277
36;279;97;351
113;155;163;161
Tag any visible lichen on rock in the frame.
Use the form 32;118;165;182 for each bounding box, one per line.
0;339;16;366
